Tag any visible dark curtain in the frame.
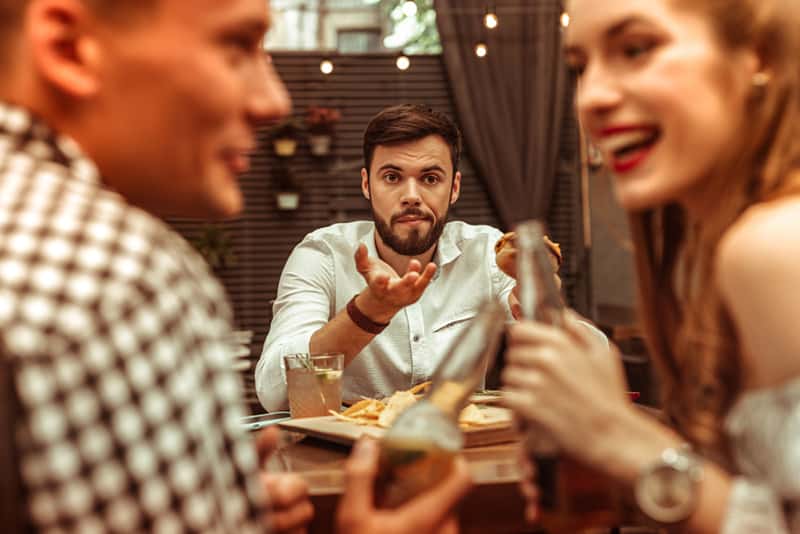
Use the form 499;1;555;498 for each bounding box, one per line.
436;0;568;229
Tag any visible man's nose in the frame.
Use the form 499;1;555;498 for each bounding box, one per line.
400;178;422;206
247;55;292;125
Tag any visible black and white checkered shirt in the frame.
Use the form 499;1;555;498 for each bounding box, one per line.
0;102;267;533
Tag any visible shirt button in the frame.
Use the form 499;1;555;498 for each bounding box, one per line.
412;334;420;343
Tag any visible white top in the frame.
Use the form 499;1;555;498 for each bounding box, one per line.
722;378;800;533
255;220;516;411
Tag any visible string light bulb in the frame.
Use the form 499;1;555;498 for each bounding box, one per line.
396;55;411;71
401;1;418;17
560;12;570;28
320;59;334;75
484;7;499;29
475;42;488;58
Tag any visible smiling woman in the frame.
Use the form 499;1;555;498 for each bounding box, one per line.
504;0;800;532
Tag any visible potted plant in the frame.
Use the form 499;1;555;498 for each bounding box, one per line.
305;106;341;156
271;118;304;157
190;224;237;270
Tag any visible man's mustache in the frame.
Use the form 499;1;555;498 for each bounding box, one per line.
391;208;434;224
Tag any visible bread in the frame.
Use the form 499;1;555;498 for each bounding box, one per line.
494;231;562;280
494;232;517;279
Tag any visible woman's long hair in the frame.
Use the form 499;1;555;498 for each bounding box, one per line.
629;0;800;463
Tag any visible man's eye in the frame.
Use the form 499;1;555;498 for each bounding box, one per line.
384;173;399;183
423;175;440;185
225;35;259;54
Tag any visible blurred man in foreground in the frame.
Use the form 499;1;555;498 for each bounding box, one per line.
0;0;470;531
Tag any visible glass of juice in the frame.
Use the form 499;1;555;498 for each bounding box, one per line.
283;353;343;418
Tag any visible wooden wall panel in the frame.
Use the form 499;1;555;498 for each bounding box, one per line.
168;53;583;410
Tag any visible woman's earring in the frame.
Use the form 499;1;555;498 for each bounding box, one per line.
752;71;771;88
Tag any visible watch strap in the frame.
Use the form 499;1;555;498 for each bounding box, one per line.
346;294;389;335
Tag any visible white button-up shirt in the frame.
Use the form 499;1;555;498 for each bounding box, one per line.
256;220;515;411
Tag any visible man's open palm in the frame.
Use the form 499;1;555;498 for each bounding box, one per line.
354;243;436;312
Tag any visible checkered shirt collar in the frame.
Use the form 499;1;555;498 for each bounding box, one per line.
0;100;100;185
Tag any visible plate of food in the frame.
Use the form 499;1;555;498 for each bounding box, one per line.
279;386;519;448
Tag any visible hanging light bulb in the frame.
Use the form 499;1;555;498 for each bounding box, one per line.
484;6;499;29
396;55;411;71
401;0;418;17
320;59;334;75
474;42;488;58
560;12;570;28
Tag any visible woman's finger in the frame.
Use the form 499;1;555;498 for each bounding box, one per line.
269;500;315;533
501;366;543;391
501;389;541;422
507;321;568;349
262;473;309;507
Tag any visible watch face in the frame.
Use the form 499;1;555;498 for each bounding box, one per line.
637;464;695;523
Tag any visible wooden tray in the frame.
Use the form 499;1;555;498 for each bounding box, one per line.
279;406;519;448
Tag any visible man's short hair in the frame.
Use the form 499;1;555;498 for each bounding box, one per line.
363;104;463;176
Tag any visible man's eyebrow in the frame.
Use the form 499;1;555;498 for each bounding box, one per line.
421;165;446;174
223;18;269;38
377;164;403;173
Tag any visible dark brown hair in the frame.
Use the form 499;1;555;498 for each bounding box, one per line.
630;0;800;463
363;104;462;176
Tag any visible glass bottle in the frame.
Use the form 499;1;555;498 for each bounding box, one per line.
515;220;564;512
515;220;624;530
376;299;506;507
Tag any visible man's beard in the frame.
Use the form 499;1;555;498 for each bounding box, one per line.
373;206;447;256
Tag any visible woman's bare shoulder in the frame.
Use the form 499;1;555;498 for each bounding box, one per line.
718;196;800;277
716;195;800;387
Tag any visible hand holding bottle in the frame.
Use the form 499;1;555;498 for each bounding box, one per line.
336;438;472;534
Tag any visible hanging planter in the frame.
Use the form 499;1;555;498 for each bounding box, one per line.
309;134;333;156
305;106;341;157
273;138;298;157
271;118;303;158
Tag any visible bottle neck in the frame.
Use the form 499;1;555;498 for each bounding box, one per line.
426;380;473;417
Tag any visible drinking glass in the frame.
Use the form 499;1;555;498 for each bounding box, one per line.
283;353;343;418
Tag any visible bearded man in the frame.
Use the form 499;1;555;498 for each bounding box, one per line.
257;104;515;411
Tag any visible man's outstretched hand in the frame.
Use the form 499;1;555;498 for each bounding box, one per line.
353;243;436;323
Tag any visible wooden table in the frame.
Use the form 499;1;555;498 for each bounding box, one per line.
266;433;647;534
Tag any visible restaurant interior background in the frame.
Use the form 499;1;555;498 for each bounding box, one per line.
166;0;646;412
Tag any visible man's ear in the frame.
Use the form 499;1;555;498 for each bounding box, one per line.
361;168;370;200
450;171;462;205
28;0;103;97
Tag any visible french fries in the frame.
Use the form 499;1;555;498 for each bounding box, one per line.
329;381;492;429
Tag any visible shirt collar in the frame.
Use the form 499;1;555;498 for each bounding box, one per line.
433;223;462;267
0;101;100;185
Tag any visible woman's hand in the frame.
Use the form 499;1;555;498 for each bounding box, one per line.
501;311;632;469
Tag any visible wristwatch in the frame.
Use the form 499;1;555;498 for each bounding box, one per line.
634;444;704;524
